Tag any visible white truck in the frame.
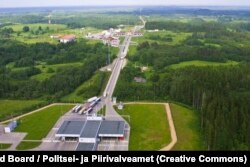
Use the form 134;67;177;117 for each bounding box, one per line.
87;96;98;103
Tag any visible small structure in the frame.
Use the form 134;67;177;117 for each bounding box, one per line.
117;102;124;110
134;77;146;83
50;35;61;39
4;120;17;133
60;35;76;43
113;97;117;105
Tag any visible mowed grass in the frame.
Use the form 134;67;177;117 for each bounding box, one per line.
0;100;44;122
16;141;41;150
15;105;74;141
117;104;171;150
0;143;12;150
168;60;239;69
170;103;205;150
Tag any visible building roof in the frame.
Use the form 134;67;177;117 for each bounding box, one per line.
60;35;76;40
56;121;85;135
99;121;125;137
80;121;102;138
76;143;96;151
134;77;146;83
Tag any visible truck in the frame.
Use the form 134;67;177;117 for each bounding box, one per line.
74;105;82;113
87;96;98;103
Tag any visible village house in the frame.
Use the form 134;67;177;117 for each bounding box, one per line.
59;35;76;43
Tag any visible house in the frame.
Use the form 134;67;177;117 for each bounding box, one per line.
60;35;76;43
134;77;146;83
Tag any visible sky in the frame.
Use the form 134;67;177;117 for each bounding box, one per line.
0;0;250;8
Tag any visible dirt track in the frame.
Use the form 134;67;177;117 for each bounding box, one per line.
124;102;177;151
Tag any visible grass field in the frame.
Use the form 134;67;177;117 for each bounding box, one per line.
31;62;83;81
15;105;73;141
0;100;45;122
132;30;191;46
16;141;41;150
0;143;12;150
5;23;67;32
61;72;110;103
117;104;171;150
168;60;239;69
170;103;205;150
15;105;73;150
8;62;83;81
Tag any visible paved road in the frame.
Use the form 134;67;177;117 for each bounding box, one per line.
103;16;146;119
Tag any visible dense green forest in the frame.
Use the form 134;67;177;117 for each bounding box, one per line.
0;39;112;101
114;18;250;150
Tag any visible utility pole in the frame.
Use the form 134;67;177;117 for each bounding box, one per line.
107;44;111;65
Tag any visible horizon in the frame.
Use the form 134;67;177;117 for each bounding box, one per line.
1;0;250;8
1;5;250;9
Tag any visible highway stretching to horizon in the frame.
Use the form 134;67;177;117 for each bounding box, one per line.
103;16;146;119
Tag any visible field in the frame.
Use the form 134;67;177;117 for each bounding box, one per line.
15;105;74;150
117;104;171;150
132;30;191;46
61;71;110;103
168;60;239;69
0;100;45;122
16;141;41;150
4;24;67;44
7;62;83;81
170;103;205;150
0;143;12;150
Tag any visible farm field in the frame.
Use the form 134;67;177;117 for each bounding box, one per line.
168;60;239;69
117;104;171;150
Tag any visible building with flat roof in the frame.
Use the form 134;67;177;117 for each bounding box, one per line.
55;117;126;151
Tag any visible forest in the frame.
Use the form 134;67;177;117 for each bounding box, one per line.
114;17;250;150
0;39;111;101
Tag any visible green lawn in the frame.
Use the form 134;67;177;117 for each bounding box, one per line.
0;100;45;122
117;104;171;150
16;141;41;150
61;71;110;103
168;60;239;69
15;105;73;141
170;103;205;150
0;143;12;150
